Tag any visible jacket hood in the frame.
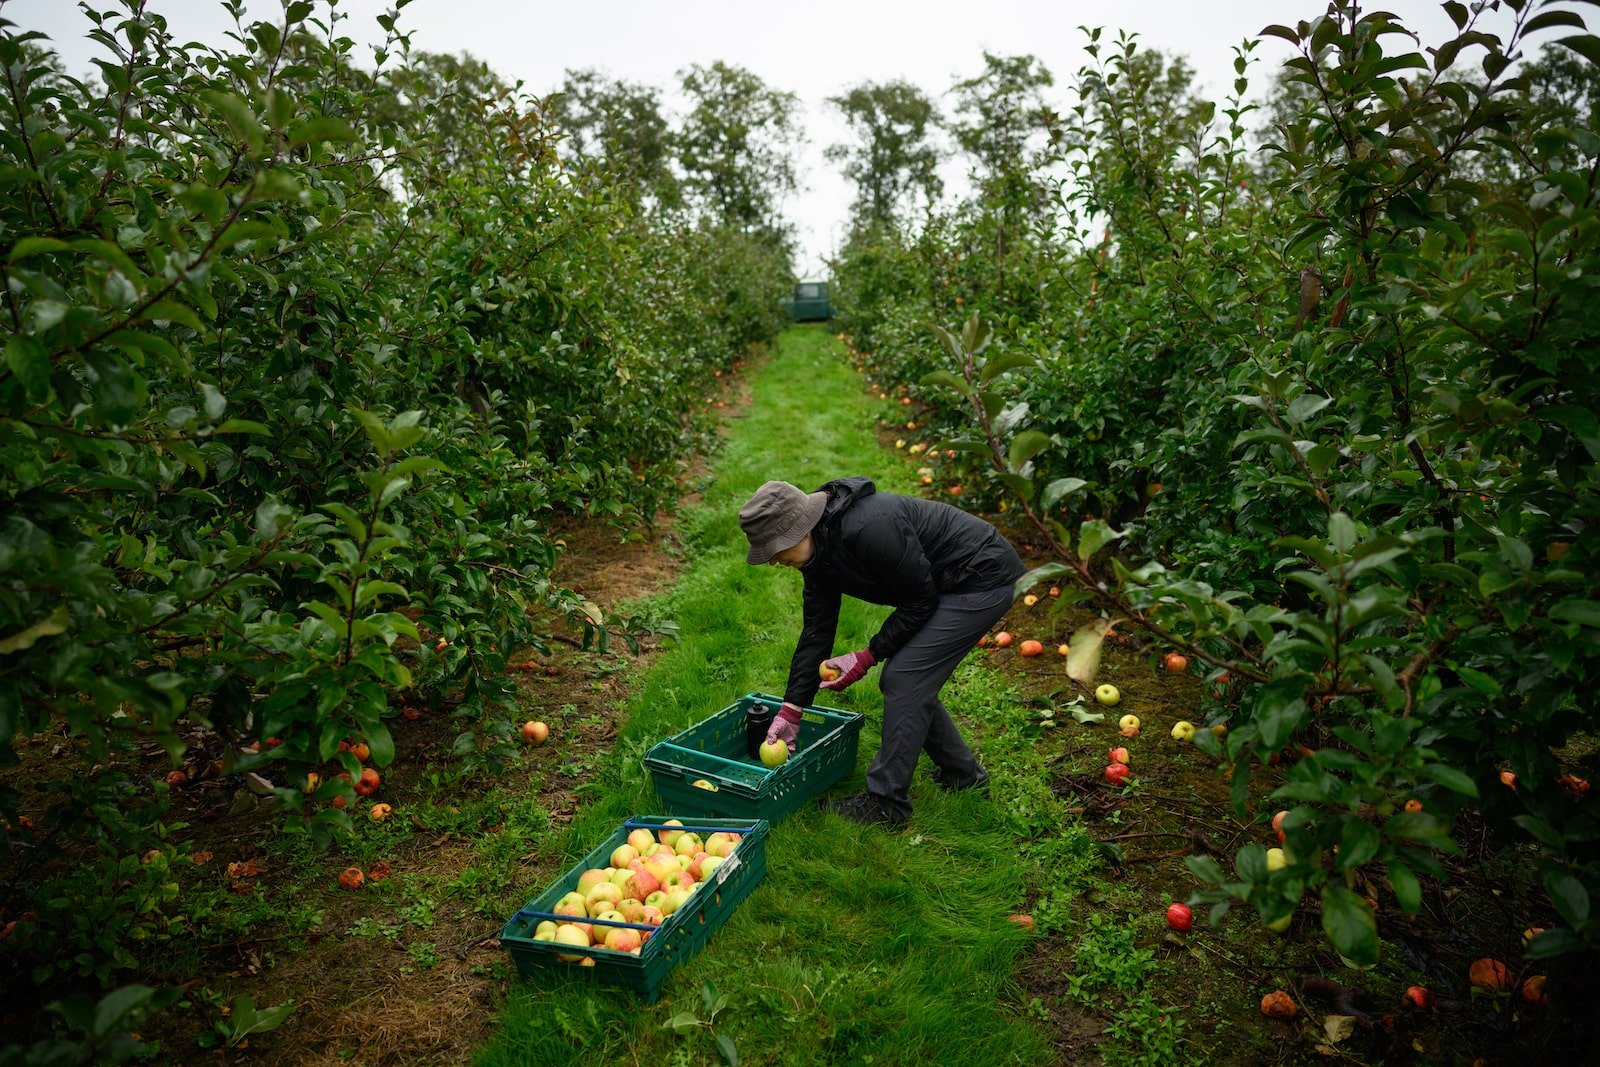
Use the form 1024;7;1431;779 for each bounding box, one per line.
816;477;876;522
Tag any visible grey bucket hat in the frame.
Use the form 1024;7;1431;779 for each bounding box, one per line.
740;481;827;565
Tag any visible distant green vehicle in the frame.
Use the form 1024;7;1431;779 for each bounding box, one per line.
783;280;833;322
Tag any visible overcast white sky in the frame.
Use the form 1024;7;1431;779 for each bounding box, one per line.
8;0;1533;275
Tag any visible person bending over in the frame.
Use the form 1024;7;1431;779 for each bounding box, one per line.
739;477;1025;827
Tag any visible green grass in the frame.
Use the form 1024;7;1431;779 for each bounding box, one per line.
476;326;1062;1066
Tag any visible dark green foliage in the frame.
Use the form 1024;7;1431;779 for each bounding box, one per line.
834;1;1600;962
0;0;790;1038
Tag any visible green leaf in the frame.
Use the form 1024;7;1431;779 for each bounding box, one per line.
287;116;358;146
8;236;72;261
1335;819;1380;871
1077;519;1124;561
145;300;204;333
204;90;265;156
714;1033;739;1066
1544;872;1590;928
1015;562;1073;598
0;605;70;655
1524;928;1587;959
1387;860;1421;913
1417;763;1479;797
1007;430;1053;473
214;419;270;435
1525;11;1586;34
1066;618;1113;685
1041;477;1089;511
920;369;976;401
5;335;51;402
978;349;1037;384
661;1011;701;1034
1557;34;1600;66
1254;678;1307;750
1320;885;1378;966
364;721;395;767
1551;599;1600;628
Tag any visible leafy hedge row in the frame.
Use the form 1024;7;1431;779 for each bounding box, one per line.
0;0;788;1011
833;2;1600;972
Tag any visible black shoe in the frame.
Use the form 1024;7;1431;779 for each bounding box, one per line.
822;790;907;829
932;763;990;792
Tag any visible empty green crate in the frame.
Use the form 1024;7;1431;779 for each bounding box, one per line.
644;693;865;823
500;814;769;1002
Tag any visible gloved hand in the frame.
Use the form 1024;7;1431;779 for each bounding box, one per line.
765;702;804;753
819;648;876;691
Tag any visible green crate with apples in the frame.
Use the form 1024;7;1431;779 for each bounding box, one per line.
643;693;865;823
499;814;769;1002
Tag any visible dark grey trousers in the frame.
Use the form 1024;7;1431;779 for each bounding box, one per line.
864;583;1016;818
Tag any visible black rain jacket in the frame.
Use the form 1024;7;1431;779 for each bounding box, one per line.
781;477;1026;708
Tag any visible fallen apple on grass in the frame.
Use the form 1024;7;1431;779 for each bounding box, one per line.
1019;639;1044;657
1260;991;1297;1019
1107;747;1130;765
522;720;549;745
1402;985;1435;1010
1104;762;1132;786
1165;902;1193;932
1170;721;1195;742
1162;651;1189;672
1095;684;1122;707
1469;957;1512;993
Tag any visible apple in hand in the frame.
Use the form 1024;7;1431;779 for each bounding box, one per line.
1095;684;1121;706
1165;902;1193;932
819;661;841;682
760;739;789;768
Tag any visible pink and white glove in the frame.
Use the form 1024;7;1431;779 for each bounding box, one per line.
819;648;876;691
765;702;804;753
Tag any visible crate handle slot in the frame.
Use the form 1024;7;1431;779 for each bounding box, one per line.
514;909;658;932
623;818;764;836
653;742;767;776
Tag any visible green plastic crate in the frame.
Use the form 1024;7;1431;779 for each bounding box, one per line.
500;814;768;1003
644;693;865;823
